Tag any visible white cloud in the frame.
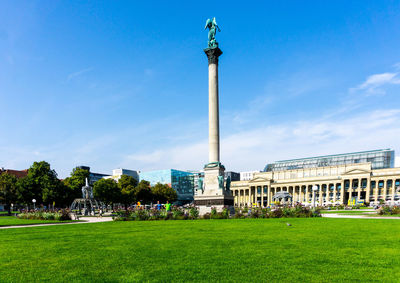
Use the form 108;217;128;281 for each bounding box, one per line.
124;109;400;173
67;67;93;82
352;72;400;95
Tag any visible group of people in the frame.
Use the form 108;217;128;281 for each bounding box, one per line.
155;201;172;212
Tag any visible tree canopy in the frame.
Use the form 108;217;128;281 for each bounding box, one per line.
118;175;138;209
62;167;90;203
0;173;18;214
93;178;119;206
151;183;178;203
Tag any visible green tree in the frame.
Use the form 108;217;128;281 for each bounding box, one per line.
0;173;18;214
151;182;178;203
16;176;35;207
93;178;119;208
118;175;138;209
63;167;90;201
16;161;60;207
134;180;152;204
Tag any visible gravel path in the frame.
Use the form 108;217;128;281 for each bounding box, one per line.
322;214;400;219
0;217;113;229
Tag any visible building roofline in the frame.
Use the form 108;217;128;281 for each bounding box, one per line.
274;149;393;163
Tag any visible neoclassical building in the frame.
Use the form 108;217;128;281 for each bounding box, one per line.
231;149;400;207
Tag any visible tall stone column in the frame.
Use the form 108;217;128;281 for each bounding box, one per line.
261;186;264;208
319;184;323;205
205;47;222;163
267;186;271;207
374;180;379;204
193;45;233;215
340;181;345;204
383;179;387;202
348;179;353;205
391;179;396;205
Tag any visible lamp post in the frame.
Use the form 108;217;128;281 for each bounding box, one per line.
32;199;36;210
312;185;318;208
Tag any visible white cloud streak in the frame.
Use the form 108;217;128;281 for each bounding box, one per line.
352;72;400;95
125;109;400;173
67;67;93;82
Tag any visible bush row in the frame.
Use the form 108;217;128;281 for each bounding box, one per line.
112;206;321;221
377;205;400;215
18;210;71;221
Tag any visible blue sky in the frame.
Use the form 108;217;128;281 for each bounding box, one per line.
1;1;400;177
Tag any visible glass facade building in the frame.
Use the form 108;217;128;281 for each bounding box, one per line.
139;169;195;203
264;149;395;172
76;166;110;185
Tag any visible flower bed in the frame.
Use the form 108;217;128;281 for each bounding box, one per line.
377;205;400;215
18;210;72;221
112;206;321;221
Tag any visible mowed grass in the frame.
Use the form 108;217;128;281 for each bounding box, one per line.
0;216;72;227
1;218;400;282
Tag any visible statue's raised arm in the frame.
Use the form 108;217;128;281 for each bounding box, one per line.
204;17;220;48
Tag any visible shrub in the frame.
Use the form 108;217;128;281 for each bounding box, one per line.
392;206;400;215
234;211;243;219
202;213;211;219
17;210;71;221
210;207;217;218
189;207;199;219
377;205;400;215
221;208;230;219
165;212;173;220
58;210;72;221
134;209;149;221
249;209;260;218
270;208;283;218
172;208;184;220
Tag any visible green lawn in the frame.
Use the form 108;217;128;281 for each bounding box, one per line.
0;211;19;215
0;216;73;227
1;218;400;282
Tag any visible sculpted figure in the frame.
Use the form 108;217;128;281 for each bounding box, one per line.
197;177;204;193
218;175;224;190
225;176;231;191
204;17;221;48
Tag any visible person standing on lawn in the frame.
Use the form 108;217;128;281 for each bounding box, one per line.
165;201;171;212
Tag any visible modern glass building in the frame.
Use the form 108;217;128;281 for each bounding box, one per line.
139;169;195;203
76;166;110;185
263;149;395;172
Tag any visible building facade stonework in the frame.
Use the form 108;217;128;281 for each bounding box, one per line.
230;163;400;207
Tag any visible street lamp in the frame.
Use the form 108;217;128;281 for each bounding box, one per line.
32;199;36;210
312;185;318;208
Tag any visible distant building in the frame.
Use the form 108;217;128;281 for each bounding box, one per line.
264;149;395;172
240;171;259;181
139;169;195;203
0;168;28;178
104;168;139;182
225;171;240;181
0;168;29;211
76;166;110;185
231;149;400;207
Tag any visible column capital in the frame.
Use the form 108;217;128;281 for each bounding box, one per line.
204;47;223;65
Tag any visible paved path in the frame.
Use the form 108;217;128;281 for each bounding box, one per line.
0;217;113;229
322;214;400;219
